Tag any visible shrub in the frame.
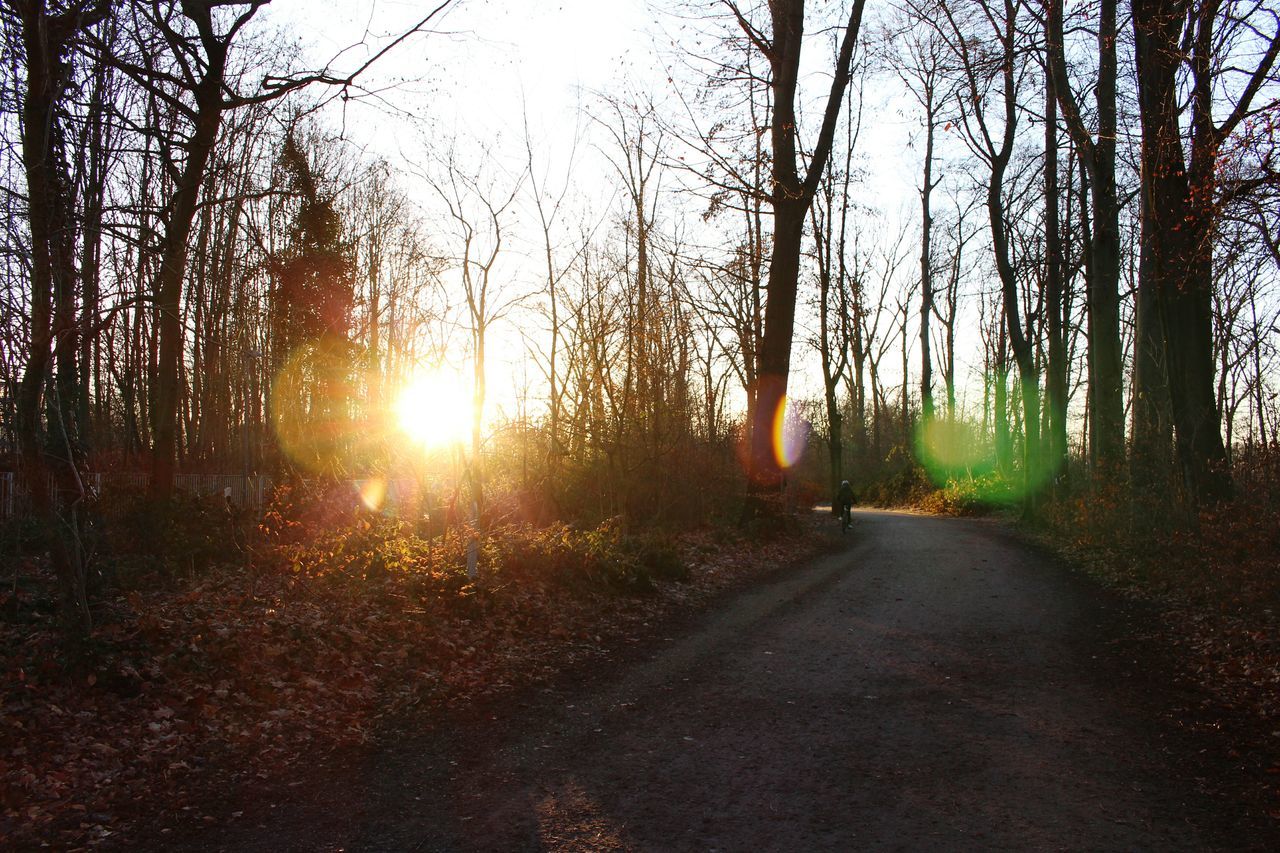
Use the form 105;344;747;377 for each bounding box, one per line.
93;486;243;582
482;520;638;592
788;478;824;511
918;473;1017;516
259;479;361;543
627;533;689;583
860;463;930;507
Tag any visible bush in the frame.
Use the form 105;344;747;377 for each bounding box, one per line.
93;485;244;582
737;493;805;539
259;479;362;544
477;520;643;592
787;478;824;511
859;462;931;507
918;473;1017;516
491;521;608;587
627;533;689;583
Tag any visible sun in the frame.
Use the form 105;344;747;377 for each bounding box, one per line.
393;368;473;448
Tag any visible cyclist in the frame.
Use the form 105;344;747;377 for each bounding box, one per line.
836;479;855;531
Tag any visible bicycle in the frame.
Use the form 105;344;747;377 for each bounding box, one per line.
840;501;853;534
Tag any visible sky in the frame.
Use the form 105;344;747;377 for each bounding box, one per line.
270;0;931;422
275;0;662;153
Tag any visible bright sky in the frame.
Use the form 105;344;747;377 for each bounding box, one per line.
273;0;932;424
276;0;661;152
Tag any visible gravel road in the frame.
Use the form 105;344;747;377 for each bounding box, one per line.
164;509;1272;851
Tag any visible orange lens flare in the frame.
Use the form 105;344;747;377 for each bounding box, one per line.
771;394;807;469
269;342;475;478
358;478;387;511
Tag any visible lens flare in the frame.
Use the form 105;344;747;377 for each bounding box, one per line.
357;477;387;511
915;418;992;479
271;338;363;476
914;408;1055;505
771;395;808;469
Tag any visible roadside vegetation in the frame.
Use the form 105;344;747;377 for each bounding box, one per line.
1;481;828;848
1035;447;1280;818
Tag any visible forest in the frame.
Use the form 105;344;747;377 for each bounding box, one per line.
1;0;1279;846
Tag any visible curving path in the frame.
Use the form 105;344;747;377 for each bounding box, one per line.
154;510;1269;851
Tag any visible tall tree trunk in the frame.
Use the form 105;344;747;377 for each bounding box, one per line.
150;66;225;499
1130;189;1174;508
1133;0;1233;506
743;0;866;496
994;319;1012;476
900;301;910;441
812;186;848;511
1044;52;1068;489
1047;0;1124;480
1084;0;1125;480
918;108;935;426
988;152;1041;508
77;46;108;455
14;0;105;636
750;199;806;489
851;308;868;456
1250;294;1269;448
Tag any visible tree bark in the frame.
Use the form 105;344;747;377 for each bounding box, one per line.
739;0;867;494
1044;44;1068;488
13;0;106;636
1130;187;1174;507
150;65;225;498
918;103;936;426
1046;0;1124;480
1133;0;1236;506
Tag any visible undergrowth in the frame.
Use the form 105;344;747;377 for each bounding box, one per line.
1;481;820;847
916;473;1018;516
1029;446;1280;819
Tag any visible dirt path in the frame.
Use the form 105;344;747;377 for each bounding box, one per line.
150;510;1272;851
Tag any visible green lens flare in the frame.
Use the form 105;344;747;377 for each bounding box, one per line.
915;417;993;479
913;412;1051;506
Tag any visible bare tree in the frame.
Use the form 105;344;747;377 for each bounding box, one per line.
1133;0;1279;506
100;0;453;499
1043;31;1069;487
887;7;949;426
933;189;980;421
430;147;523;572
1046;0;1125;480
720;0;868;499
523;108;586;489
7;0;110;636
930;0;1044;508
